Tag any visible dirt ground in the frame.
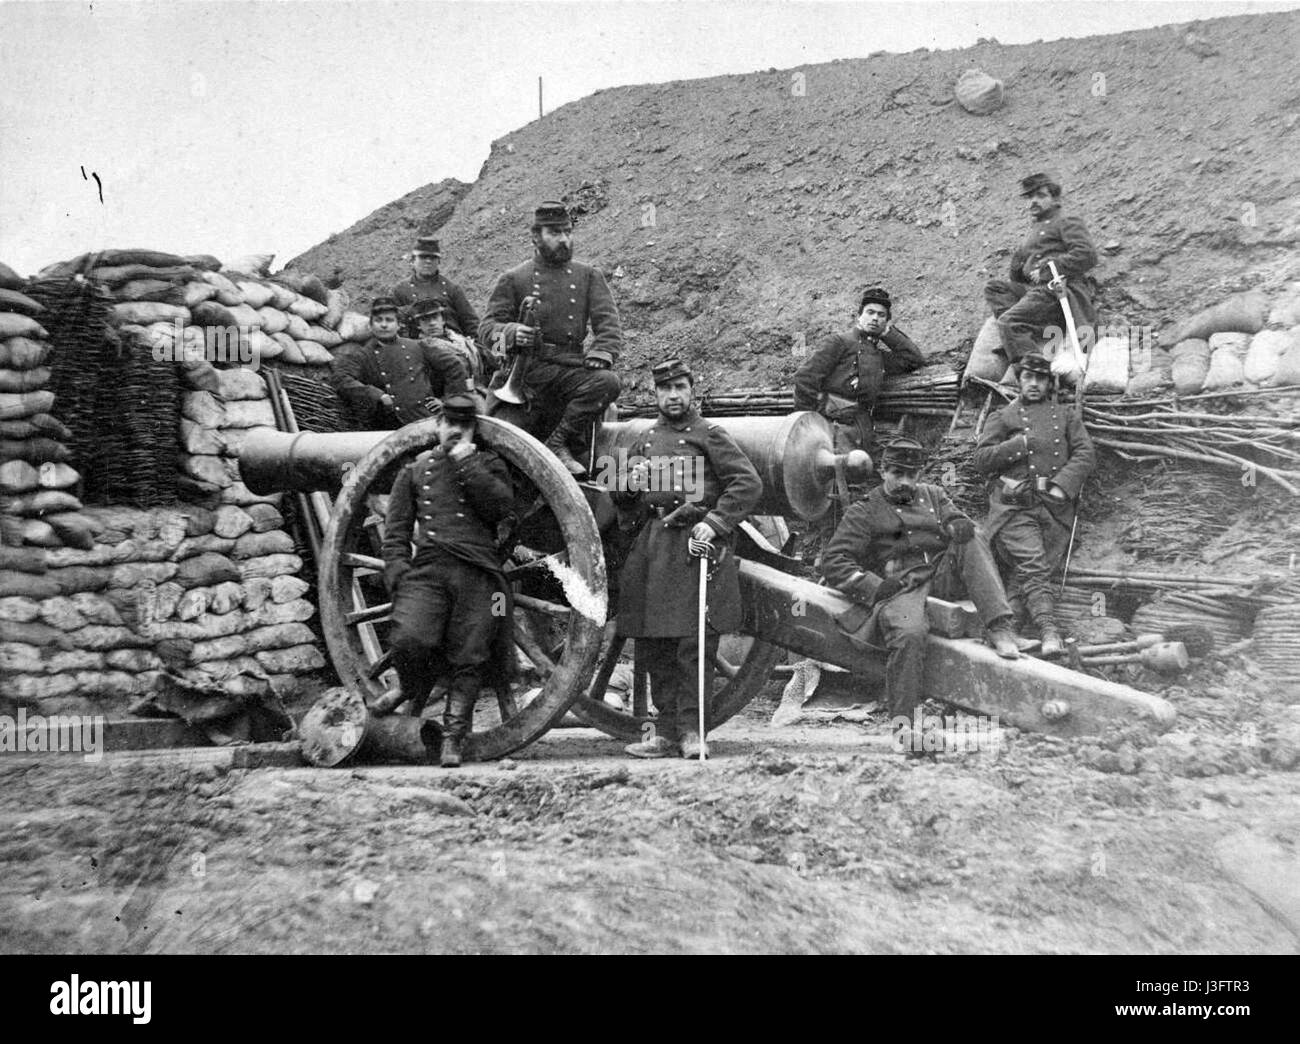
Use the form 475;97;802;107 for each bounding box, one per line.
2;676;1298;955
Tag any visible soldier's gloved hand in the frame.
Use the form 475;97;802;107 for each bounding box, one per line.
871;576;906;604
944;517;977;544
661;502;706;528
689;521;714;543
383;560;410;596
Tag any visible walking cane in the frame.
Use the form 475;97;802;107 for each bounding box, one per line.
688;535;714;762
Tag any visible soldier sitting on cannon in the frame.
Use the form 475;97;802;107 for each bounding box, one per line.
616;358;762;760
330;296;475;429
412;299;496;397
379;394;516;767
821;436;1022;720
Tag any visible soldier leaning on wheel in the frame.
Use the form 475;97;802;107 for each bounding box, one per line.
330;296;474;430
821;437;1022;721
616;359;762;761
478;200;623;477
971;352;1096;657
380;394;516;768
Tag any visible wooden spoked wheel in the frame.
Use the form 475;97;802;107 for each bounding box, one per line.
318;416;608;762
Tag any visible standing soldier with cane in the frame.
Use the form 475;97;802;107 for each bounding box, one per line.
616;359;762;760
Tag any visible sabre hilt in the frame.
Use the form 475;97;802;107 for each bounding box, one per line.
688;537;718;562
1045;260;1067;298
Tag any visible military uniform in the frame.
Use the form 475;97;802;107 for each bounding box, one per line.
983;175;1099;365
330;334;473;429
380;411;515;751
479;203;623;465
793;324;925;454
393;274;479;340
821;440;1018;718
971;384;1096;635
615;399;761;745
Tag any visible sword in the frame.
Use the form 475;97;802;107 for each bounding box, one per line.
688;535;714;762
1046;261;1086;393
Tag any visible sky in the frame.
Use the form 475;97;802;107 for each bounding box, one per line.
1;0;1297;274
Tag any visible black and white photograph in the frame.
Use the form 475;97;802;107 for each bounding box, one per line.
1;0;1298;973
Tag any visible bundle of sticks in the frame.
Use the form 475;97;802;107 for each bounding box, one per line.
618;366;960;420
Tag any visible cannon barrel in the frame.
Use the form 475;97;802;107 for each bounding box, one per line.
241;413;866;519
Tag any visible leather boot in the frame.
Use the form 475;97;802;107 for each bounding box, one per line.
441;682;477;768
1039;623;1064;657
986;616;1022;659
544;424;587;476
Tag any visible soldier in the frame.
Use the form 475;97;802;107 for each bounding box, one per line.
412;299;495;394
380;394;515;767
821;437;1022;720
329;296;474;429
793;287;926;459
617;359;762;760
479;201;622;476
983;172;1099;368
391;236;480;341
972;353;1096;656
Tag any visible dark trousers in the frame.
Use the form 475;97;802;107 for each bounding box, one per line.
388;550;498;737
875;535;1013;719
992;506;1072;631
984;279;1066;364
493;359;620;456
637;632;721;742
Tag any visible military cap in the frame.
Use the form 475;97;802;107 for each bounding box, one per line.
533;200;573;228
858;286;893;317
412;300;447;320
413;237;442;257
441;393;479;423
1018;352;1052;375
651;358;693;386
879;436;927;469
369;296;400;316
1019;172;1061;197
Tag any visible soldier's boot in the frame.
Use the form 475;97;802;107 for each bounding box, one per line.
1039;623;1064;658
986;615;1022;660
625;733;679;759
440;682;477;768
544;422;588;477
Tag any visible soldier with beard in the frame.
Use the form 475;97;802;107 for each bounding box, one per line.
479;201;622;476
972;353;1096;657
983;173;1099;368
821;437;1022;720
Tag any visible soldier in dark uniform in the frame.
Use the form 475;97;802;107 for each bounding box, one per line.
380;394;515;767
412;299;495;394
617;359;762;759
479;201;622;476
391;236;480;341
983;173;1099;367
821;437;1022;720
329;296;474;429
972;353;1096;657
793;287;926;458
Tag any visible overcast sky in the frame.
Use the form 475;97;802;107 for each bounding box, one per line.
1;0;1295;274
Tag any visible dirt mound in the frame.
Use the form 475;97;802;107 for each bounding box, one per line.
289;11;1300;394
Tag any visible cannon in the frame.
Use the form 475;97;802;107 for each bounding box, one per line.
241;411;1175;761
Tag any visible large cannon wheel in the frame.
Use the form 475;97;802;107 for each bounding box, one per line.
318;417;608;762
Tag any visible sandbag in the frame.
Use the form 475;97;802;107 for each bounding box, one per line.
1207;331;1250;354
0;413;70;441
239;553;303;580
226;303;263;329
0;287;44;315
323;289;348;330
1244;330;1294;384
256;644;326;674
176;505;217;536
106;648;163;673
172;533;235;561
181;390;226;427
180;358;222;394
0;261;25;289
269;575;310;604
0;619;72;649
90;262;195;286
220;481;281;508
1274;341;1300;386
1170;338;1210;360
176;587;210;621
179;417;226;455
0;459;40;492
18;518;60;546
93;248;191;269
955;68;1005;115
216;367;266;401
243;577;273;610
0;314;48;340
1172;353;1210;395
212;505;254;539
271;334;303;364
182;281;218;308
184;254;222;272
0;597;41;622
198;270;244;306
0;572;59;599
1167;292;1269;343
226;254;274;277
1266;285;1300;328
223;398;276;429
116;278;184;304
46;564;109;594
0;436;70;464
0;390;56;421
272;270;329;306
236;281;275;309
175;551;241;589
209;581;244;615
255;306;289;334
0;366;51;392
337;311;371;342
190;300;240;328
112;301;190;325
44;512;102;551
296;340;333;366
0;489;82;516
247;329;282;361
38;597;89;631
232;529;295;559
305;325;342;348
68;592;124;626
219;428;251;459
245;502;284;533
152;582;185;620
0;544;48;574
191;621;315;661
265;282;297;311
284;313;313;341
178;453;234;488
0;336;51;369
